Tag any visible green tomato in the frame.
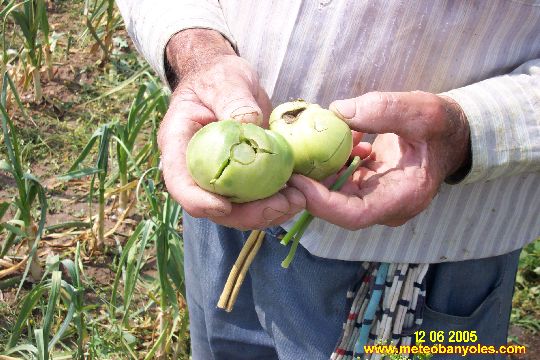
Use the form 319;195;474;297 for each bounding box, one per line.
187;120;294;203
269;100;353;180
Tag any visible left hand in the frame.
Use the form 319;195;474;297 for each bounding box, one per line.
289;91;470;230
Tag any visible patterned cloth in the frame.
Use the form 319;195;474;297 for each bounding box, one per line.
332;263;429;359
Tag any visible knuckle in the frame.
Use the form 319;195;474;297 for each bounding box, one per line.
365;91;389;116
420;97;447;137
425;101;446;122
283;188;306;212
365;91;401;120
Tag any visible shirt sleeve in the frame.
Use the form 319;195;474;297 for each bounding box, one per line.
441;59;540;185
115;0;236;85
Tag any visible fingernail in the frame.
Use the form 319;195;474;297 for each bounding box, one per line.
263;207;285;221
288;174;307;187
204;209;227;217
330;100;356;119
231;106;262;124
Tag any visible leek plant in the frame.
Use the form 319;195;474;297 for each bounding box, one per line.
9;0;52;102
138;173;187;359
61;124;111;251
112;82;168;211
62;81;167;250
1;1;22;66
106;171;187;358
0;71;47;282
2;244;87;360
83;0;121;61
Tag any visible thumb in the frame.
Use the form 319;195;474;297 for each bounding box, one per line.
200;78;264;125
329;91;437;139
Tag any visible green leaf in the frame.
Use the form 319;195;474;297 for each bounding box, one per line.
96;124;111;181
7;285;47;349
122;220;152;324
2;343;38;357
167;235;185;298
48;302;75;351
0;202;10;221
42;271;62;351
35;328;47;360
66;134;99;173
17;173;48;295
0;222;26;236
82;65;149;105
0;101;25;192
57;167;102;181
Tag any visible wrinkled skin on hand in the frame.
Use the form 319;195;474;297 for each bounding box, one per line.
158;29;305;230
290;91;471;230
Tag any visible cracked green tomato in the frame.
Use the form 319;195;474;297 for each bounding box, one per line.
269;100;353;181
187;120;294;203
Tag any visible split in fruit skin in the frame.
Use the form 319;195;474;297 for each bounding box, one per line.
187;100;354;205
186;119;294;203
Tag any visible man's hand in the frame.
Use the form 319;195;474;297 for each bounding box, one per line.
159;29;305;230
289;91;470;230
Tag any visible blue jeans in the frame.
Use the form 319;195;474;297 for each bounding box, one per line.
183;213;520;360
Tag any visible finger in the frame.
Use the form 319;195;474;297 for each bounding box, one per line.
351;142;372;159
164;88;216;127
158;101;232;218
197;71;264;125
209;187;306;230
329;91;443;139
256;86;272;128
288;174;373;229
266;187;306;226
289;172;419;230
352;130;363;147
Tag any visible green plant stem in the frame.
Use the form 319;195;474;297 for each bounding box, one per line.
158;294;168;359
279;211;311;246
97;188;105;250
32;67;42;102
281;156;362;268
25;222;42;280
119;169;129;211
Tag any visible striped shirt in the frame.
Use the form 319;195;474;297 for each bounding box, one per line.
117;0;540;263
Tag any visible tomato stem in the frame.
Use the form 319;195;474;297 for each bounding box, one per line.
281;156;362;268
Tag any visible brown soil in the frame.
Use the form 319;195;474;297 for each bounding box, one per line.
0;0;140;300
508;326;540;360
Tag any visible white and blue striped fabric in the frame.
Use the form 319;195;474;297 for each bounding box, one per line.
117;0;540;263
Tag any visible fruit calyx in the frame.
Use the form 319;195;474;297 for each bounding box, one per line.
270;100;308;125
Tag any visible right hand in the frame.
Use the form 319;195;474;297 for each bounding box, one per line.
158;30;305;230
